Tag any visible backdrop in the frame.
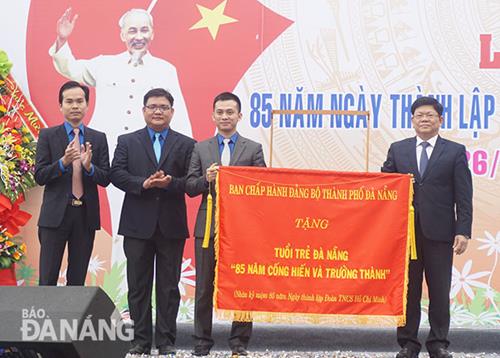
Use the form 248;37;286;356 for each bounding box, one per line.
2;0;499;327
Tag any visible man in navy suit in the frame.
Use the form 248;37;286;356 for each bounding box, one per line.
382;97;473;358
110;88;195;357
35;81;110;286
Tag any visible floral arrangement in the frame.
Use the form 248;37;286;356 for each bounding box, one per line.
0;49;35;269
0;119;37;201
0;229;26;269
0;52;36;202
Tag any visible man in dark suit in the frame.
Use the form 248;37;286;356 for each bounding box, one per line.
110;88;195;356
35;80;110;286
382;97;472;358
186;92;266;357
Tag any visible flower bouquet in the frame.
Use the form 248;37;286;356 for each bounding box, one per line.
0;49;36;273
0;229;26;269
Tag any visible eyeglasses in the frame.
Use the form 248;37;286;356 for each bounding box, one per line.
413;113;439;120
145;105;171;112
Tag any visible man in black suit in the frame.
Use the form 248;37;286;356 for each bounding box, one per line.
35;80;110;286
186;92;266;357
382;97;473;358
110;88;195;356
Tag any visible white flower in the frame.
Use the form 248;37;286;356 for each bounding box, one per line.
177;298;195;322
419;308;429;326
460;311;500;327
120;308;133;325
484;287;497;301
178;257;196;296
57;269;67;286
87;255;106;275
449;301;475;326
450;260;490;299
476;231;500;256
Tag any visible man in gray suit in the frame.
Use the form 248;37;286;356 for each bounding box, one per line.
186;92;266;357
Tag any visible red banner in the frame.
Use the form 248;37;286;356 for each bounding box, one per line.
214;167;414;326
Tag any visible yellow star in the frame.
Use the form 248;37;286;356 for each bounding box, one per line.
189;0;238;40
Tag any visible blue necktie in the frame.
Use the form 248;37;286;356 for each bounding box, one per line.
153;132;162;163
419;142;430;176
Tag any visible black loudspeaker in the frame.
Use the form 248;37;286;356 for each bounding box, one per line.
0;287;131;358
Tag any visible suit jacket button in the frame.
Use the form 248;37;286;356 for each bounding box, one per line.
156;197;160;201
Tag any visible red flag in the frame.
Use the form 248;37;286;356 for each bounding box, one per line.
153;0;293;139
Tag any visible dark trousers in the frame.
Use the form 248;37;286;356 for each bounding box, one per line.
193;237;252;350
397;222;453;353
124;229;185;349
38;206;95;286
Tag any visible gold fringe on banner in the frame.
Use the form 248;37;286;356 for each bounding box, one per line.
408;178;417;260
215;309;406;326
399;175;417;328
213;172;222;309
214;172;220;260
202;187;213;249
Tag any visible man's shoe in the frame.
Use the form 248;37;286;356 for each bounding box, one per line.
429;348;453;358
231;346;248;356
126;344;150;357
396;347;419;358
192;345;210;356
158;344;176;356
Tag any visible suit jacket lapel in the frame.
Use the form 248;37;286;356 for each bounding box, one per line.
140;127;157;166
231;134;247;165
422;136;445;180
158;129;179;168
56;124;70;156
83;126;92;146
209;136;220;165
405;137;420;181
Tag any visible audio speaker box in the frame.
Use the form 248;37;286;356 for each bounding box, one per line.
0;287;131;358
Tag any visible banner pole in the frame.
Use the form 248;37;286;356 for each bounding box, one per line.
365;112;370;172
270;110;276;168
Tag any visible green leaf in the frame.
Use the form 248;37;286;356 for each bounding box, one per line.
102;261;127;308
0;256;12;268
468;287;486;315
16;263;36;286
0;50;13;78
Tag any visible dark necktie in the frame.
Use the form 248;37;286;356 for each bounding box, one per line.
419;141;430;176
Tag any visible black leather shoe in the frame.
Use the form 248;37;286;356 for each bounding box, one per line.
127;344;150;355
396;347;419;358
231;346;249;356
158;344;176;356
429;348;453;358
192;345;210;356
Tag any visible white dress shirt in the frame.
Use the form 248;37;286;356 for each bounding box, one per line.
415;135;438;173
